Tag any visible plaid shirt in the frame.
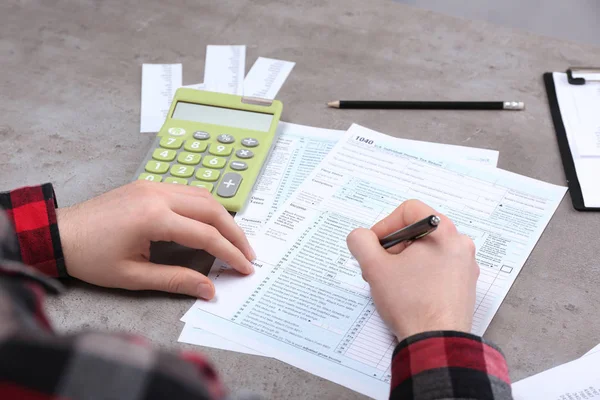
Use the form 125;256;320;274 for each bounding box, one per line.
0;183;513;400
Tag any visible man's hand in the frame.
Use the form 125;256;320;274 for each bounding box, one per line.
56;181;255;299
346;200;479;341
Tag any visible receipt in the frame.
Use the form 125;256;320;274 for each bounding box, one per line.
203;45;245;95
187;124;565;399
140;64;182;133
243;57;295;99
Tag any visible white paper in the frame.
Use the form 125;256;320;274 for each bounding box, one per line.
203;45;245;95
553;72;600;207
236;122;498;239
140;64;182;133
556;73;600;157
183;122;499;354
183;83;206;90
513;351;600;399
186;124;564;399
243;57;295;99
584;343;600;357
178;324;264;356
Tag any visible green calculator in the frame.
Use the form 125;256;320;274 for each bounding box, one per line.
134;88;283;212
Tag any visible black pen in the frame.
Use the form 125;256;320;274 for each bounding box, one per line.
379;215;440;249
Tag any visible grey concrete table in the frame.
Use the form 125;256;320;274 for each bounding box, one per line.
2;0;600;398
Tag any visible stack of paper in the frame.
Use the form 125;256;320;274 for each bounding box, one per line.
137;45;567;400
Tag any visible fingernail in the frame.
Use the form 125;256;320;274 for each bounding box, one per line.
249;247;257;261
246;261;255;274
197;283;214;299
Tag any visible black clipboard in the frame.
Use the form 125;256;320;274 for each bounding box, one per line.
544;72;600;211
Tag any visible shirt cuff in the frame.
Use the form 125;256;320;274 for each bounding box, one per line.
390;331;512;399
0;183;68;278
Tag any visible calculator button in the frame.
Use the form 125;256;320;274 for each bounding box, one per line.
160;136;183;149
195;168;221;182
193;131;210;140
168;127;186;136
165;177;188;185
202;156;227;169
138;173;163;182
190;181;214;192
152;149;176;162
236;149;254;159
209;144;233;156
241;138;259;147
184;140;208;153
217;134;235;144
230;161;248;171
177;152;202;165
145;160;169;174
170;164;195;178
217;173;242;198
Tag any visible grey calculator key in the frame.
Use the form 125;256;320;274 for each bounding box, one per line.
193;131;210;140
217;172;243;198
230;161;248;171
241;138;259;147
236;149;254;159
217;134;235;144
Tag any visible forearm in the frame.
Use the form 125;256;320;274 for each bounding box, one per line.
390;331;513;400
0;183;231;400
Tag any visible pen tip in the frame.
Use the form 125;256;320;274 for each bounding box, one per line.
327;101;340;108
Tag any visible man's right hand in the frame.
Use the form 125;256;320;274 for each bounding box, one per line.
56;181;255;300
346;200;479;341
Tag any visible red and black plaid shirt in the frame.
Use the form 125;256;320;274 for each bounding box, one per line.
0;183;513;399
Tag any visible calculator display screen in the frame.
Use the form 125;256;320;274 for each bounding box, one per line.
172;102;274;132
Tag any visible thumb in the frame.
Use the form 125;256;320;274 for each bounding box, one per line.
125;261;216;299
346;228;388;281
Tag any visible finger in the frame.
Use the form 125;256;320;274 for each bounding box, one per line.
137;179;213;198
123;260;216;299
372;199;456;243
165;213;254;274
384;240;412;255
168;191;255;261
347;228;391;282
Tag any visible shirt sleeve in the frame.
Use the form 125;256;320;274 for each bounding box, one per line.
0;183;68;277
389;331;513;400
0;240;239;399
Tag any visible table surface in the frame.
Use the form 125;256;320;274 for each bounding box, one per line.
3;0;600;398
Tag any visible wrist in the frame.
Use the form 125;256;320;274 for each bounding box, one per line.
55;206;76;277
391;317;472;342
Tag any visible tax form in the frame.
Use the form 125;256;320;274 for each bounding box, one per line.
235;122;499;240
181;122;499;353
186;124;565;399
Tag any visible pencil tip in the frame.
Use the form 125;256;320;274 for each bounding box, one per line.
327;101;340;108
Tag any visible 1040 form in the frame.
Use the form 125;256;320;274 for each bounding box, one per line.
186;124;565;399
